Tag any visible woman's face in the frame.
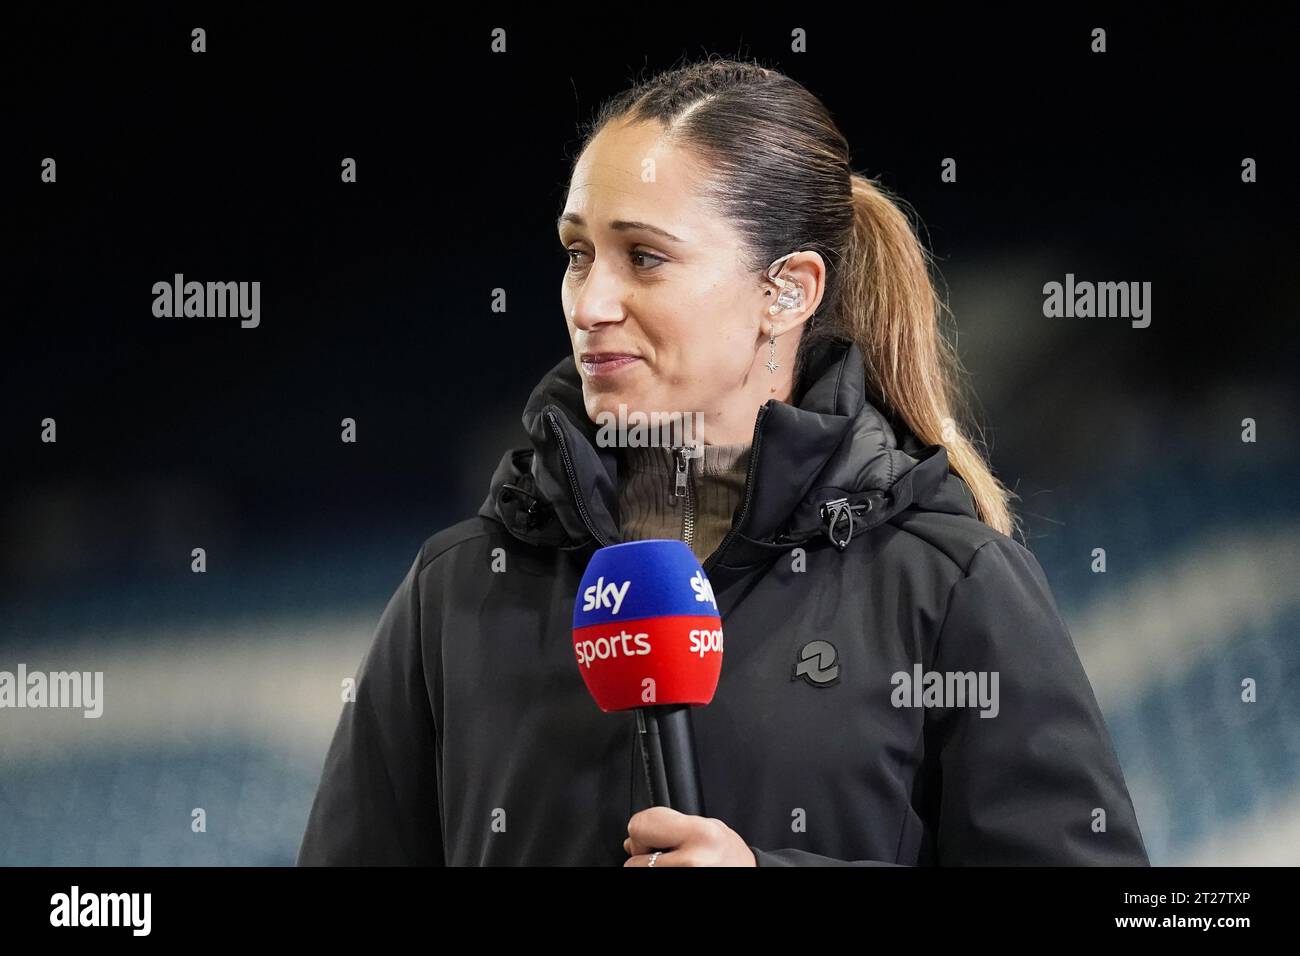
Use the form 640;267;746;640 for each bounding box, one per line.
558;118;821;446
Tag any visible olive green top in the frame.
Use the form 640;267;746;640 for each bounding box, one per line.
616;441;753;563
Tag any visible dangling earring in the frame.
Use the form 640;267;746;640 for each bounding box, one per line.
765;281;802;374
766;323;780;373
763;252;805;375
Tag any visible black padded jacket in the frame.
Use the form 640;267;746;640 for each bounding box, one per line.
297;335;1150;866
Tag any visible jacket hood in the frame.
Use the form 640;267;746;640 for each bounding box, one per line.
478;334;978;571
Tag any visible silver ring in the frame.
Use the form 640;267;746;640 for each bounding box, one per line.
648;851;662;867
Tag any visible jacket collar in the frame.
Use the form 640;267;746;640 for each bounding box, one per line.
478;335;978;570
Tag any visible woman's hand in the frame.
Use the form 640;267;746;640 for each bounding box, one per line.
623;806;758;866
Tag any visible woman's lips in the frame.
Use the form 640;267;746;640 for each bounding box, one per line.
581;355;642;377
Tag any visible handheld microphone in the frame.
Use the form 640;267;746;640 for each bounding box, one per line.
572;539;724;818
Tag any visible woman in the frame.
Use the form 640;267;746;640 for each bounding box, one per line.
297;58;1149;866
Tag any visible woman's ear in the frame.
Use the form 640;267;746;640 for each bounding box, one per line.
759;250;825;336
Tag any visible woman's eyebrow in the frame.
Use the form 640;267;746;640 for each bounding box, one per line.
556;212;684;243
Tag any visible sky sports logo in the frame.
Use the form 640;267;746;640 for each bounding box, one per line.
690;570;717;611
688;627;723;656
575;629;651;669
572;626;723;669
581;576;630;615
580;571;717;616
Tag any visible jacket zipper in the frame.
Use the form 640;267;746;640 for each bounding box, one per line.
544;409;610;548
702;402;771;575
545;403;772;563
673;445;696;552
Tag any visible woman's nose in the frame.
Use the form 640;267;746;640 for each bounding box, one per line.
567;263;628;331
569;295;627;331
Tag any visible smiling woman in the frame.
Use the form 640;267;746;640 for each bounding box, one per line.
555;118;825;449
298;56;1150;868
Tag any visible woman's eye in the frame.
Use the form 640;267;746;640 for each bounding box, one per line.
562;248;666;272
629;250;666;270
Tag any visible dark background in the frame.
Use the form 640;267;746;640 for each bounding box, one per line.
2;8;1297;864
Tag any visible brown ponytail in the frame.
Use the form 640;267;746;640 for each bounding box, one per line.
830;173;1019;536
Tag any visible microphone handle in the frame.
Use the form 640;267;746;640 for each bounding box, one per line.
636;705;706;816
